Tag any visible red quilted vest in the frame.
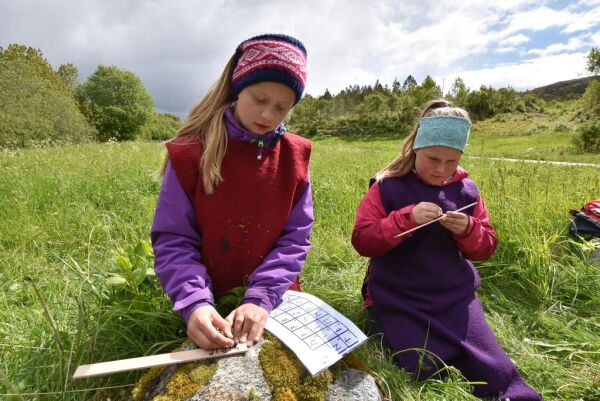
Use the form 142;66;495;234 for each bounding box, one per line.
165;133;311;299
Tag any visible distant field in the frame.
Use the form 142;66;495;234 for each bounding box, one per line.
1;138;599;400
468;107;600;164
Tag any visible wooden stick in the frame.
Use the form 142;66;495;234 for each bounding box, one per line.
393;202;478;238
72;343;248;380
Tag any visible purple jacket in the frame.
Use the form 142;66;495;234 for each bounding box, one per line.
151;106;313;322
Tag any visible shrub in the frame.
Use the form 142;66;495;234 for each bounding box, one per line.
138;112;182;141
572;124;600;153
0;45;96;148
81;65;154;141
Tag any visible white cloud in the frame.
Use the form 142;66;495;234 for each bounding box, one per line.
499;33;530;47
440;52;589;92
528;37;585;56
562;5;600;33
0;0;598;116
500;6;574;35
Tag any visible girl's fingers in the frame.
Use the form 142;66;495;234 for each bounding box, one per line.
212;313;234;339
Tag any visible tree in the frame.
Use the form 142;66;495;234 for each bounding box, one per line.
81;65;154;141
583;79;600;115
410;76;442;107
0;44;95;148
392;77;401;93
320;88;332;100
57;63;79;92
402;75;417;91
466;86;495;120
450;77;469;107
586;47;600;75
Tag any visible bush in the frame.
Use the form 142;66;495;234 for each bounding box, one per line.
138;112;182;141
572;124;600;153
582;79;600;116
81;65;154;141
0;48;96;148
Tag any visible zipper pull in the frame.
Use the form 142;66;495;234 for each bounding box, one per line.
256;137;264;160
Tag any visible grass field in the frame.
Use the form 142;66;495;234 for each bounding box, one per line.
0;136;599;400
467;102;599;164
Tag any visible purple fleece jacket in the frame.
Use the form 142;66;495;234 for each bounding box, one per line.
151;107;313;322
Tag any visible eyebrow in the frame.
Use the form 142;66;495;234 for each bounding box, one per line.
251;88;293;108
428;154;457;162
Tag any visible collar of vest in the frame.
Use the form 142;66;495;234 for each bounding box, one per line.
224;104;285;148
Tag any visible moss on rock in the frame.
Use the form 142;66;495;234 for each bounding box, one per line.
132;365;168;401
259;333;333;401
132;356;217;401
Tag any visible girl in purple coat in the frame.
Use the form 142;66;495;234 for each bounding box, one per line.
352;100;542;400
151;34;312;350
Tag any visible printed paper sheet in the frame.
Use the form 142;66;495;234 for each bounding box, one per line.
265;290;368;376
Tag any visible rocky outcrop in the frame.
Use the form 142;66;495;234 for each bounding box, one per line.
132;336;382;401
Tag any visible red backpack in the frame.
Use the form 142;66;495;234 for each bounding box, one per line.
569;199;600;239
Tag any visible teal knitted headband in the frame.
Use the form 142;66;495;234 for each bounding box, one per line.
413;115;472;152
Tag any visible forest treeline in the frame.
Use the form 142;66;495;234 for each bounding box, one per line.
0;44;179;148
1;43;599;152
289;75;546;137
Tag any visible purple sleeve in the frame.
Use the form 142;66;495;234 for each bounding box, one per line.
151;161;213;322
243;172;314;312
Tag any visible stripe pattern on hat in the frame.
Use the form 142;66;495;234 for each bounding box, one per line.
233;39;307;89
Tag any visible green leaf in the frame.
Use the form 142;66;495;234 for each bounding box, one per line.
142;240;154;256
134;241;146;259
131;268;146;287
106;275;127;287
115;255;132;271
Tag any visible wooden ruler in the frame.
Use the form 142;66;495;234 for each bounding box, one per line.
394;202;478;238
73;344;248;380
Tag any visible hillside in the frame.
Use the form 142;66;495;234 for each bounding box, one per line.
526;75;599;100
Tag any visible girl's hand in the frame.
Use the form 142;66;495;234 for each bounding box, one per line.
440;211;469;235
226;303;269;347
187;305;235;349
411;202;443;225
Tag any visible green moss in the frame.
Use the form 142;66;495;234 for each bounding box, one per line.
153;361;217;401
132;357;217;401
132;365;168;401
259;333;333;401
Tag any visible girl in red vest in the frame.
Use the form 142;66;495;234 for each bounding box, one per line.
352;100;542;400
151;34;312;350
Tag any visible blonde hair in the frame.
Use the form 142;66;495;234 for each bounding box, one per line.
157;55;237;194
375;99;471;182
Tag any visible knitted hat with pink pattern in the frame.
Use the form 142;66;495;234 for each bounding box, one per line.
231;34;307;105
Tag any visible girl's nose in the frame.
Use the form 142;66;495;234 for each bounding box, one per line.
261;108;273;122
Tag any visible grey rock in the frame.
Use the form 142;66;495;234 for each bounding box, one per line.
186;339;271;401
326;369;382;401
140;337;381;401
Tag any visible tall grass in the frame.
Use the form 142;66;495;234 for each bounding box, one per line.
0;138;599;400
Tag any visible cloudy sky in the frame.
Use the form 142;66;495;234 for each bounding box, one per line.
1;0;599;118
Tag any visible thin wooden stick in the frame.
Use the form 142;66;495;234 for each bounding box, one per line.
72;344;248;380
393;202;478;238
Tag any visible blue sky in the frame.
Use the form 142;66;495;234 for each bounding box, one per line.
1;0;599;118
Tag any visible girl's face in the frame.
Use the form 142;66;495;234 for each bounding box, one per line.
234;81;295;135
414;146;463;186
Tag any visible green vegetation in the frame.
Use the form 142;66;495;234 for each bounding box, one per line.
138;112;182;142
1;137;599;400
1;42;600;401
0;44;170;148
81;65;155;142
586;47;600;76
259;333;333;401
287;74;547;139
0;45;96;148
